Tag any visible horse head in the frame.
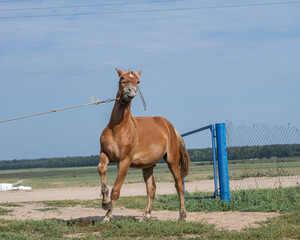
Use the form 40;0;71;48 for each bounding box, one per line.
115;68;142;103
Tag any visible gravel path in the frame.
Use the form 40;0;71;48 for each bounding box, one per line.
0;176;298;203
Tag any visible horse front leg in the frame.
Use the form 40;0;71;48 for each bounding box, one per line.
98;152;111;210
140;167;156;222
103;159;131;222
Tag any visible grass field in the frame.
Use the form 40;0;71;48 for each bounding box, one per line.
0;187;299;239
0;215;299;240
0;157;299;189
228;156;300;179
0;162;213;189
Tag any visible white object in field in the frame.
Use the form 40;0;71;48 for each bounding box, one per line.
0;183;13;191
0;183;31;191
13;186;32;190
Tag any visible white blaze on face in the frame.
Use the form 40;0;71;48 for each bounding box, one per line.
129;73;134;77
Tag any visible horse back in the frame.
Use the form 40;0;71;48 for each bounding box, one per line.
134;116;173;141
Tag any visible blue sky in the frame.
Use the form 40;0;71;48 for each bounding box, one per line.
0;0;300;160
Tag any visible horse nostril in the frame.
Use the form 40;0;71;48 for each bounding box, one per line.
124;86;136;97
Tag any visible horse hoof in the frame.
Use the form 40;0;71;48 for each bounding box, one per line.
139;214;151;222
102;201;112;210
103;215;112;222
178;212;187;221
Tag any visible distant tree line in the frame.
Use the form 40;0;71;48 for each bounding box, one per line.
0;144;299;170
0;156;100;170
188;144;300;162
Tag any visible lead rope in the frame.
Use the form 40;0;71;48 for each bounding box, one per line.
0;98;119;124
137;85;147;111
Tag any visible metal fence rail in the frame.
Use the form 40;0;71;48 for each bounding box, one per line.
182;123;230;202
182;124;218;199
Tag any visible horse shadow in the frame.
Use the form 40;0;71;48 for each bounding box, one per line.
54;215;143;227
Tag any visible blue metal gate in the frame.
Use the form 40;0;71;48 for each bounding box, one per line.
182;123;230;202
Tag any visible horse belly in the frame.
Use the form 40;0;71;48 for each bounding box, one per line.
130;143;166;168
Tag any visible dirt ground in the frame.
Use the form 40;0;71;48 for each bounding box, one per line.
1;176;298;231
1;202;279;232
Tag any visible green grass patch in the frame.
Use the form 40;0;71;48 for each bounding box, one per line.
35;207;59;212
0;207;12;216
0;219;71;240
116;186;300;213
42;199;102;209
0;213;299;239
229;158;300;180
0;218;213;240
0;202;22;207
0;202;19;216
89;219;213;239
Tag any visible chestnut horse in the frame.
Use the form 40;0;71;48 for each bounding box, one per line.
98;68;190;221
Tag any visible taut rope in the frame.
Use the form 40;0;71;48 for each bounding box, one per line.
137;85;147;111
0;98;118;124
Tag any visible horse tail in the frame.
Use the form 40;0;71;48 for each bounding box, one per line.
175;129;190;178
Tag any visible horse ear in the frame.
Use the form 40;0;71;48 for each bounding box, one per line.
115;68;123;77
137;70;142;77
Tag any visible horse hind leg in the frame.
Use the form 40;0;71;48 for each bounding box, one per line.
98;152;111;210
164;154;187;221
140;167;156;222
169;163;187;221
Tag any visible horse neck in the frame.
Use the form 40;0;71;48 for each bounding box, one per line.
108;100;133;129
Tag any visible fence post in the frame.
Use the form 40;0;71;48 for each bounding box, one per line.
210;124;218;198
216;123;230;202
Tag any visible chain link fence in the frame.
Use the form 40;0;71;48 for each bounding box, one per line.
226;122;300;190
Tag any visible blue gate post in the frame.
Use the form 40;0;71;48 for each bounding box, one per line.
215;123;230;202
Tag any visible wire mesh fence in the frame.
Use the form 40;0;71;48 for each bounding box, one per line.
226;122;300;190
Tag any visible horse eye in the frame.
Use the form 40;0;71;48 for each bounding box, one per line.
120;80;129;84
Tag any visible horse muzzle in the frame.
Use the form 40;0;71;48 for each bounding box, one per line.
124;85;137;99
